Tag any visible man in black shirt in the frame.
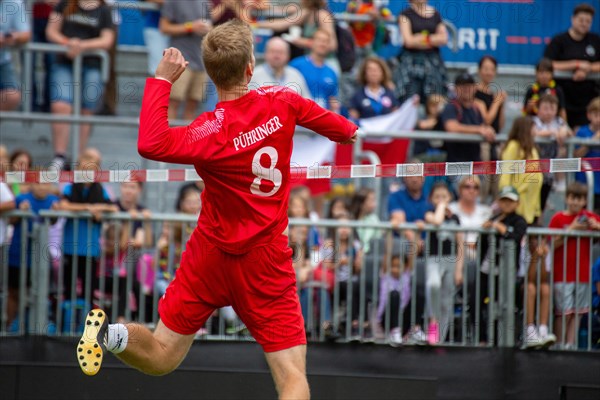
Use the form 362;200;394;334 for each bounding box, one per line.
440;72;495;163
544;3;600;128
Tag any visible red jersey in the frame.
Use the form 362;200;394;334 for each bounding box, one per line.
139;79;357;254
548;210;600;283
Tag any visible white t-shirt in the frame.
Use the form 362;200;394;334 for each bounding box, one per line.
0;182;15;244
449;201;492;259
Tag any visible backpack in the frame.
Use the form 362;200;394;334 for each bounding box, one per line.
334;22;356;73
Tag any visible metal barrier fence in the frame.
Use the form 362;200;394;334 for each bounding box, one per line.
1;211;598;351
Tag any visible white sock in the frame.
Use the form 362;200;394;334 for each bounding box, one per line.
539;325;548;337
106;323;128;354
527;324;537;335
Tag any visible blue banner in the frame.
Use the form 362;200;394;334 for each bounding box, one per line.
117;0;600;66
332;0;600;65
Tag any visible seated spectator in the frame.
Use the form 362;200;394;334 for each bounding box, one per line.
57;148;117;310
549;182;600;349
8;149;33;196
523;58;567;121
250;37;312;99
574;97;600;214
46;0;116;168
480;186;529;346
160;0;211;120
0;0;31;111
6;182;59;330
441;72;495;163
423;182;464;344
348;56;398;121
290;29;340;112
413;93;446;159
326;196;349;220
349;187;381;253
533;94;572;196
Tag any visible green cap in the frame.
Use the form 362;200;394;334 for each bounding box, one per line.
498;186;519;201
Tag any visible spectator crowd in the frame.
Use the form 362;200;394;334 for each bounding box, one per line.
0;1;600;350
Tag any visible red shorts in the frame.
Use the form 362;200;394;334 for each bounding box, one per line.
158;231;306;353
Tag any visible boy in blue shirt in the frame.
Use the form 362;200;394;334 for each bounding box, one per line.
7;182;59;329
574;97;600;213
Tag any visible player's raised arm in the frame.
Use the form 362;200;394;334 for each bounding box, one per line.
288;90;358;144
138;48;200;164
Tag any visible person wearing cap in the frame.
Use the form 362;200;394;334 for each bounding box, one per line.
479;186;528;346
440;72;496;163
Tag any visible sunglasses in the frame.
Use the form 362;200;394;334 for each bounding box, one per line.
462;184;480;190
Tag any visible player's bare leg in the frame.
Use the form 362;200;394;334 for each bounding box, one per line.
78;310;194;376
265;345;310;400
115;321;195;376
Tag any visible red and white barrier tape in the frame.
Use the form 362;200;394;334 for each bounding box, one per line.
1;158;599;183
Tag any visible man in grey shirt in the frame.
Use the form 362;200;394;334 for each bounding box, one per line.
160;0;211;120
250;37;311;100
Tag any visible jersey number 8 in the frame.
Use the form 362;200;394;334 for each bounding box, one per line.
250;146;282;197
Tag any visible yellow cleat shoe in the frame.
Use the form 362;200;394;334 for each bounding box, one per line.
77;309;107;376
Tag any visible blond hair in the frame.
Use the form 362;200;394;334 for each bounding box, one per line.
202;19;254;90
587;97;600;113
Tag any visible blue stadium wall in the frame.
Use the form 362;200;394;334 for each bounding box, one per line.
1;337;599;399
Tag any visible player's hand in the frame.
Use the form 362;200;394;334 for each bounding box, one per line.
155;47;189;84
339;131;358;145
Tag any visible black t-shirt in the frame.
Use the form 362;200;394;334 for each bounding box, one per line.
440;102;483;162
544;31;600;112
428;213;460;256
400;7;442;54
480;212;527;272
116;200;147;233
522;84;566;116
474;90;503;133
55;0;115;67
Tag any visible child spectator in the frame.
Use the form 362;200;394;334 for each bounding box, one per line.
6;182;59;329
99;182;152;322
326;196;350;220
413;93;446;159
549;182;600;349
9;149;33;196
480;186;529;346
318;211;369;341
377;251;412;346
423;182;464;344
533;94;573;196
499;117;543;226
58;148;117;305
523;58;567;121
288;191;320;254
347;0;392;58
574;97;600;214
349;187;381;253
